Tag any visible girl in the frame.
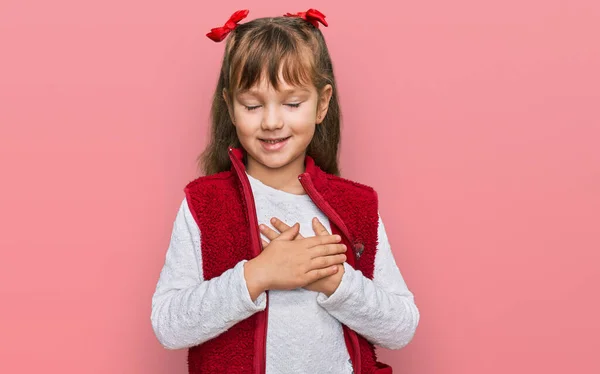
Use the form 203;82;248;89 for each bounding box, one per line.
151;9;420;374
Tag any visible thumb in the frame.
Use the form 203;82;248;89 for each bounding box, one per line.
276;222;299;241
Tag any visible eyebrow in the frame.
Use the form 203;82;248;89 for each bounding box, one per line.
238;87;311;96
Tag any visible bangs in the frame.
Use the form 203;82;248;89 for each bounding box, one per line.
229;26;316;93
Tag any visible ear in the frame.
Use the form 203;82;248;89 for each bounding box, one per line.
222;88;236;125
316;84;333;125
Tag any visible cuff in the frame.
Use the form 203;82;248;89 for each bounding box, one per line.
316;262;356;308
236;260;267;311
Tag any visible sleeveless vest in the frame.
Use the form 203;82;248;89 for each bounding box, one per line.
183;147;393;374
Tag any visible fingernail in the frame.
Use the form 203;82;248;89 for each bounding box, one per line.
335;235;341;240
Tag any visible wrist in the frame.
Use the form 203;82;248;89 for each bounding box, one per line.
244;259;267;300
323;264;345;297
321;285;335;297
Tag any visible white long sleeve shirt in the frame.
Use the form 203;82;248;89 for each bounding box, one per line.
151;172;420;374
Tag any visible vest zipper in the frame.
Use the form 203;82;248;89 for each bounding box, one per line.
297;173;363;374
228;148;268;374
297;173;354;243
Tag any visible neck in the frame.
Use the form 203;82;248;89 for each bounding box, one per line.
245;152;307;195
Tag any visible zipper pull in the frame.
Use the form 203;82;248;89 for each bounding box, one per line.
353;242;364;261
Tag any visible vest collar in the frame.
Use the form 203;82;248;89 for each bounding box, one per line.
227;146;355;245
227;146;329;191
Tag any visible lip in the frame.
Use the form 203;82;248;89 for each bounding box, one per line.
259;136;291;152
259;136;291;141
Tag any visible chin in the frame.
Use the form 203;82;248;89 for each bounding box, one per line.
258;153;295;170
256;149;304;170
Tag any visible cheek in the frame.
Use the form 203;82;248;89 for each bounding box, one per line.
302;101;319;117
287;105;318;125
232;121;254;141
289;121;316;139
233;113;260;134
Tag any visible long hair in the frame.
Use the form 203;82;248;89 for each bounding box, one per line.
198;15;342;176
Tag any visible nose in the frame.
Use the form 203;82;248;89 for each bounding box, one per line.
261;105;284;131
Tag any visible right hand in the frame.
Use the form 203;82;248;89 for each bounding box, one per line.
244;222;347;298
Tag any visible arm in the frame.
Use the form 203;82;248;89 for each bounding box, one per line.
150;198;267;350
316;214;420;349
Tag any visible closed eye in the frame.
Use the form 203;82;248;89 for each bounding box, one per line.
244;103;301;111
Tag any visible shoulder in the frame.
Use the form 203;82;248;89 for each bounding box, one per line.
184;170;235;191
325;173;379;201
183;170;237;212
184;171;238;201
183;170;242;215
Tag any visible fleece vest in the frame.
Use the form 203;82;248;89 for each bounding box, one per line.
183;147;393;374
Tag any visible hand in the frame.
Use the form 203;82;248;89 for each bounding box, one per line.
244;220;347;300
261;217;346;297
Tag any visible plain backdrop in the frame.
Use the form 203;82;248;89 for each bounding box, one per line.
1;0;599;373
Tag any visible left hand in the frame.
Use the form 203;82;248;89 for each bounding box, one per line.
260;217;345;297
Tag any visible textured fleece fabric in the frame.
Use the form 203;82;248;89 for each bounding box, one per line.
151;152;420;374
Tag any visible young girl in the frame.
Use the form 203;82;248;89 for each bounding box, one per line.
151;9;420;374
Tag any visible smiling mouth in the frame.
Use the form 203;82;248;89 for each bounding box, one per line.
259;136;291;144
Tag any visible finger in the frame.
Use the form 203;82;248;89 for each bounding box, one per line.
304;233;342;248
259;224;280;241
310;253;347;270
310;243;347;258
271;217;304;239
305;265;339;283
312;217;330;236
277;222;300;241
261;238;269;249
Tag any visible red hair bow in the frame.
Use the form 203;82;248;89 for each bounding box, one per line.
284;8;328;28
206;9;249;42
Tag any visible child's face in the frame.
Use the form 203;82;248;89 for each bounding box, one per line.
224;71;332;175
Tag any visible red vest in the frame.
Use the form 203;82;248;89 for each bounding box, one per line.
183;147;393;374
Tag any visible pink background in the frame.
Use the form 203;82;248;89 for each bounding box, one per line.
1;0;599;373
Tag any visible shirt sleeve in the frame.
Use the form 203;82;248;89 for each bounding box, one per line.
316;213;420;350
151;197;267;350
